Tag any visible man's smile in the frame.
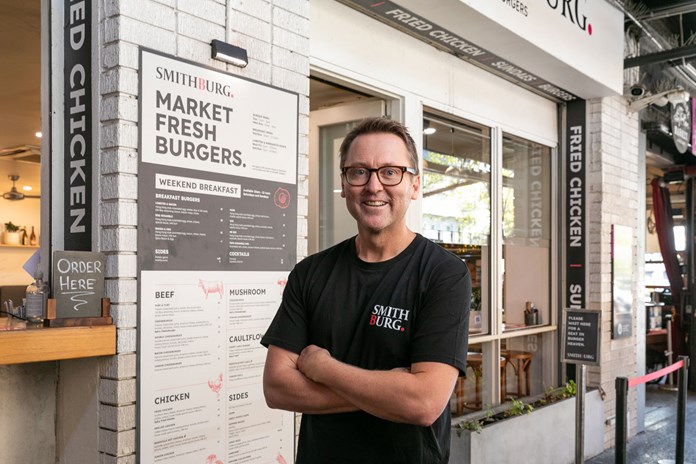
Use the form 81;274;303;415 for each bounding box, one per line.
364;200;388;207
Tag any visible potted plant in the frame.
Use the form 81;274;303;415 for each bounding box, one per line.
451;382;605;464
3;221;21;245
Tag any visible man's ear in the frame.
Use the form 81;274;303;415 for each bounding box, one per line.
340;178;346;198
410;175;421;200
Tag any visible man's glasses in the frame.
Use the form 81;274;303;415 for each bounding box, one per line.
341;166;417;186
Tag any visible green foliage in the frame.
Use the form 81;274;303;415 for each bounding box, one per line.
458;381;576;434
4;221;20;232
561;380;577;398
542;380;577;404
504;399;534;417
462;418;484;434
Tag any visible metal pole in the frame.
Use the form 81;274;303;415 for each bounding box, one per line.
676;356;689;464
660;314;678;391
575;364;586;464
615;377;628;464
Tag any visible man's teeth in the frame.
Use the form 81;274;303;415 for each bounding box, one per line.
365;201;387;206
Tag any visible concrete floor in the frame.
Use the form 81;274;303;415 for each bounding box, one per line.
587;384;696;464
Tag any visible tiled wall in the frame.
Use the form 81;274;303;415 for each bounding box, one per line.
586;96;641;448
96;1;310;461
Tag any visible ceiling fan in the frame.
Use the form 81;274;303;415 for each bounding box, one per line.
2;175;40;201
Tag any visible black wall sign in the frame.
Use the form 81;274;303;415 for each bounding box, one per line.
52;250;105;318
671;100;691;154
562;309;601;366
338;0;578;102
63;0;92;250
566;100;586;311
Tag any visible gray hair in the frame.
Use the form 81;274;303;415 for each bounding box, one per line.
338;117;419;174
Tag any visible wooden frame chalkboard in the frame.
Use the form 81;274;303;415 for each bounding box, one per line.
46;251;111;327
45;297;112;327
561;308;601;366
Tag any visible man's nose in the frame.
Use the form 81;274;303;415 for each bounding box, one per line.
364;170;384;191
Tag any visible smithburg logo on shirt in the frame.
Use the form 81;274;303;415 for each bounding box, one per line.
369;304;410;332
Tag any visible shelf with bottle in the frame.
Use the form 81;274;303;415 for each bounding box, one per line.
0;224;39;248
0;271;114;364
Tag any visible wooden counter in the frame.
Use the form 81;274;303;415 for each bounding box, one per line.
0;320;116;365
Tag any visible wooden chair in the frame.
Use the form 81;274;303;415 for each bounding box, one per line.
501;349;533;398
454;352;506;413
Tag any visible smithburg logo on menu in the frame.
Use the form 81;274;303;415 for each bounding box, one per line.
156;65;236;98
546;0;593;35
152;79;245;167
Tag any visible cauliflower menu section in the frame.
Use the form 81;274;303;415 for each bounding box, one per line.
138;49;297;464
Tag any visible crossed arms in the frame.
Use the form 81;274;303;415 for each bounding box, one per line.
263;344;459;427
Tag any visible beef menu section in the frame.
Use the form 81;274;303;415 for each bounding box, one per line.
138;49;297;464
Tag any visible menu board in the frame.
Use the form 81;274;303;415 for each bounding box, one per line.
138;49;297;464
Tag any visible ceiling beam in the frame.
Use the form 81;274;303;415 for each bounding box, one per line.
635;4;696;22
625;43;696;68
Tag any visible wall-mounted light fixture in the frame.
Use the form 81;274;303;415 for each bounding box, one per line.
211;40;248;68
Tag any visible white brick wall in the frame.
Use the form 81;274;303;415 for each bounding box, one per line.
586;96;641;448
95;0;310;460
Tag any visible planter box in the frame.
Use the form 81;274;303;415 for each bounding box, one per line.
451;390;604;464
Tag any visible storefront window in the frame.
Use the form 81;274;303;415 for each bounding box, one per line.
422;115;491;336
423;113;556;418
0;1;42;288
501;133;551;332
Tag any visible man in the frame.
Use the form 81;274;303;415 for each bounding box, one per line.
262;117;471;463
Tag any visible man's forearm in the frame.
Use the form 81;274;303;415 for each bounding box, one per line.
298;345;457;426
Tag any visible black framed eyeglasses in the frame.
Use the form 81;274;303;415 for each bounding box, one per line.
341;166;417;186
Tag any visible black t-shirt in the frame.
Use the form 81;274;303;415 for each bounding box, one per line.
262;234;471;464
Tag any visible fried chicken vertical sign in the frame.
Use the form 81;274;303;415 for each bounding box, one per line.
137;49;297;464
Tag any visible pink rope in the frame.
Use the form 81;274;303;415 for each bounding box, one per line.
628;360;684;388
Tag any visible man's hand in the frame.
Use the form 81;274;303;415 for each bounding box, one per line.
262;345;358;414
297;344;333;382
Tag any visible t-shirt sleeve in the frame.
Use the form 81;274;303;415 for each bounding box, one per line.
260;266;309;354
410;258;471;375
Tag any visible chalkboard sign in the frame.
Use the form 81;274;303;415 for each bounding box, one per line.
52;251;105;318
562;308;601;366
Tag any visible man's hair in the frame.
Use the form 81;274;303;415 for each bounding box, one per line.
338;117;419;174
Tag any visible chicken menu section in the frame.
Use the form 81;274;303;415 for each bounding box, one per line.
138;49;297;463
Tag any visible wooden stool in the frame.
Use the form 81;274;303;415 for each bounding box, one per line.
456;352;506;410
501;350;533;398
454;377;466;415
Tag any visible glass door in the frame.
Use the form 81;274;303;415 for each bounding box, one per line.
309;99;385;253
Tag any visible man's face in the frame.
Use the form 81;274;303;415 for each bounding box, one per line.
340;132;420;235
